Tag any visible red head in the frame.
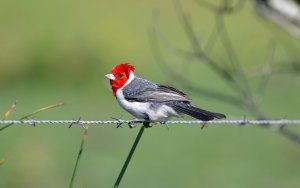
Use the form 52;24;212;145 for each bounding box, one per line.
105;63;135;96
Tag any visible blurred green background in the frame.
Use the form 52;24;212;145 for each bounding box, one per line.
1;0;300;188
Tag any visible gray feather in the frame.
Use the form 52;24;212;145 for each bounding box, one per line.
168;102;226;121
123;76;190;103
122;76;226;121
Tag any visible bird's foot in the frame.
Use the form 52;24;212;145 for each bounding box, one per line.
128;118;144;128
127;119;153;128
143;121;152;128
128;121;137;128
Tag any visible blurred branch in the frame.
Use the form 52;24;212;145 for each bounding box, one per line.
0;102;65;132
246;39;300;79
255;0;300;40
175;0;254;98
151;0;300;144
194;0;246;14
69;125;89;188
255;38;276;94
249;61;300;77
152;4;264;118
213;12;252;94
149;27;243;107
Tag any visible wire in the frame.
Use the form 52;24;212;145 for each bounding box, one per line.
0;119;300;126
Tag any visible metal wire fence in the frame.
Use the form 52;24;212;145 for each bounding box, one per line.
1;119;300;126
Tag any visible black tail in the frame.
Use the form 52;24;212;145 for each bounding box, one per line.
172;104;226;121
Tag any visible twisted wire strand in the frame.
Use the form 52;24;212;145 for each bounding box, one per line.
0;119;300;126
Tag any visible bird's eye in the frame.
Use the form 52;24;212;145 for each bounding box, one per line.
117;73;123;78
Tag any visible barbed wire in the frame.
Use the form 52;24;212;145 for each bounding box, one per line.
0;119;300;127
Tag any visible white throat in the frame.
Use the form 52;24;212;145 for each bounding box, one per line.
120;71;135;90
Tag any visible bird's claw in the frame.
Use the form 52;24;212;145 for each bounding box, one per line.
113;118;153;128
143;122;152;128
128;121;137;128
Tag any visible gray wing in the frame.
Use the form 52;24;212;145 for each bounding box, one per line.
123;77;190;103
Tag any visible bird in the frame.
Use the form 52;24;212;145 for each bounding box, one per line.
105;63;226;128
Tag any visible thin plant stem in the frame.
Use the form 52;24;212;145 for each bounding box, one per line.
0;102;65;132
21;102;66;120
114;124;146;188
2;100;18;120
0;154;8;166
69;126;89;188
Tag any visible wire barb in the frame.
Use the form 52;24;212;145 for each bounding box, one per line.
69;117;81;128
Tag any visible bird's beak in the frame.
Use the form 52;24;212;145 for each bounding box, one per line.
105;73;115;80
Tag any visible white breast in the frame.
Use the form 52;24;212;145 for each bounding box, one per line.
116;89;151;119
115;72;150;119
116;72;180;121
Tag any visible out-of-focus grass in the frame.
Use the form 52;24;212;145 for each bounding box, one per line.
0;0;300;188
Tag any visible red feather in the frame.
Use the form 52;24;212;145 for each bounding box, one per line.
110;63;135;96
112;63;135;77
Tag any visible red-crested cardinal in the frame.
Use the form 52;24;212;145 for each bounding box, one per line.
105;63;226;128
